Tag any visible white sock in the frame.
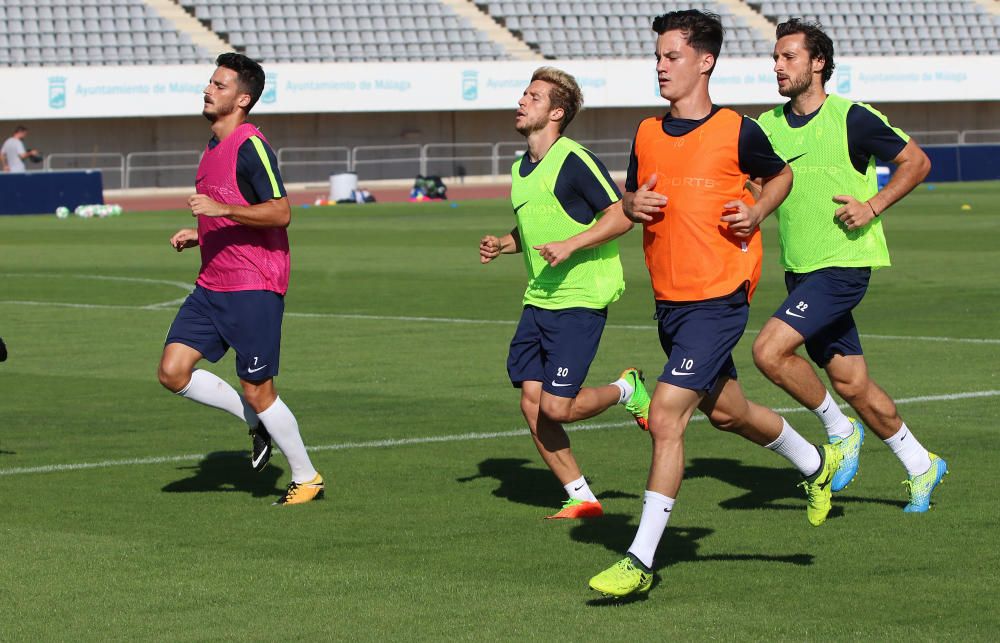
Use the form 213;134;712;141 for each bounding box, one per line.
883;422;932;476
613;378;634;404
257;396;318;483
765;418;822;477
812;390;853;440
627;490;675;569
564;475;598;502
178;369;259;427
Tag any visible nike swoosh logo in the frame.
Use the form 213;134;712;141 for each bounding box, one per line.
248;364;268;373
514;201;529;214
787;153;807;163
574;484;585;491
551;381;573;387
251;447;269;468
670;369;695;377
785;309;806;318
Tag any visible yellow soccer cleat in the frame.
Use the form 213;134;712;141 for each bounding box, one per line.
799;444;841;526
274;473;325;506
589;556;653;598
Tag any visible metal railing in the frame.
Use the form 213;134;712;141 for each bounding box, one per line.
351;144;422;181
26;128;1000;189
124;151;202;189
43;153;126;189
276;146;351;184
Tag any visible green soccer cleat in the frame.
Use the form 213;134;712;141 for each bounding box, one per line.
829;418;864;492
620;368;650;431
799;443;842;527
589;556;653;598
903;453;948;513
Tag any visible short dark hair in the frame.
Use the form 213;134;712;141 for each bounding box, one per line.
776;18;836;84
14;125;28;134
215;52;266;112
652;9;724;73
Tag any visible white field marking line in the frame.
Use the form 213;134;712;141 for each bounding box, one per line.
1;390;996;478
2;299;999;346
0;272;193;310
3;271;1000;344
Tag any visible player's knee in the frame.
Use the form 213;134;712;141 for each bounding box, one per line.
648;410;685;442
831;376;866;405
241;386;275;413
751;336;780;375
708;408;743;433
539;396;573;424
157;361;188;393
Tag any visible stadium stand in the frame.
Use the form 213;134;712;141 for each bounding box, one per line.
182;0;511;62
752;0;1000;56
2;0;997;67
0;0;211;66
481;1;775;58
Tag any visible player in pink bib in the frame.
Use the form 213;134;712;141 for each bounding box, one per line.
157;53;324;506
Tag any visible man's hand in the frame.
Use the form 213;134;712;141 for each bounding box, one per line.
833;194;876;230
480;235;502;264
188;194;229;218
624;174;668;223
170;228;199;252
720;200;763;238
533;239;576;267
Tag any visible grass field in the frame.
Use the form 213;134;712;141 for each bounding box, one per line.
1;181;998;640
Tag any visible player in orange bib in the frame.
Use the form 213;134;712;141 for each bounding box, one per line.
539;10;846;598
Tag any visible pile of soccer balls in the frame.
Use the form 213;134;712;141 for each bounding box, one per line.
55;204;123;219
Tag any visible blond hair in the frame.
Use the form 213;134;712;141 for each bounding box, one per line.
530;66;583;133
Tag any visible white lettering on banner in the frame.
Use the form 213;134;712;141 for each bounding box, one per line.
2;56;997;120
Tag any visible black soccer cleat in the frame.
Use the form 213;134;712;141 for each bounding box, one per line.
249;422;272;472
0;337;7;362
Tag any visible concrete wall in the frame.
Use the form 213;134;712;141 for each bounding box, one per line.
3;100;997;185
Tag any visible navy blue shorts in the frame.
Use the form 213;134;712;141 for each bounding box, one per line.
165;285;284;381
775;267;871;367
507;305;607;398
655;295;747;392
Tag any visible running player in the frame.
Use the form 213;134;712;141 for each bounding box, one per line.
546;10;842;598
157;53;323;506
752;19;945;512
480;67;650;521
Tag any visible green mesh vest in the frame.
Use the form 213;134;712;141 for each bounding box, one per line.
510;137;624;310
758;94;902;272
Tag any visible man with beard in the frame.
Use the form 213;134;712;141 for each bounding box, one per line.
157;53;324;506
751;19;944;512
479;66;651;521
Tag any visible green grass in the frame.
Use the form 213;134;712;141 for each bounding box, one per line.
1;181;998;640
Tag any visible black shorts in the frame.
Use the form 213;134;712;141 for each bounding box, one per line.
776;268;871;367
165;285;284;381
655;295;748;392
506;305;607;398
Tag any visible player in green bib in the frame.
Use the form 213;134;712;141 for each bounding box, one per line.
479;67;650;520
752;19;947;513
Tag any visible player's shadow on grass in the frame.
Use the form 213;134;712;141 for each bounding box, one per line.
572;515;814;606
162;451;285;498
457;458;638;509
685;457;905;514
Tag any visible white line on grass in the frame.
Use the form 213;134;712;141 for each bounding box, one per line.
3;299;999;345
1;389;996;478
3;272;999;344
